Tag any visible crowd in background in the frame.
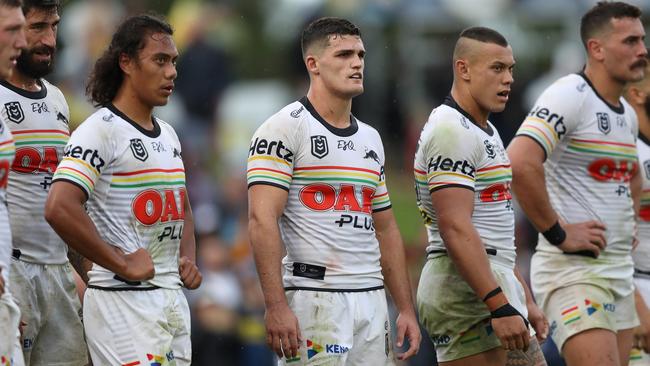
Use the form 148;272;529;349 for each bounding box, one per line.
43;0;650;364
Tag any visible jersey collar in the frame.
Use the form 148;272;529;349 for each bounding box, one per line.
443;95;494;136
0;78;47;99
106;104;161;138
577;71;625;114
299;96;359;137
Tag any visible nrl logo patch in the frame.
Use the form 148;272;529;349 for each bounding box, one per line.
130;138;149;161
310;135;328;159
596;112;610;134
4;101;24;124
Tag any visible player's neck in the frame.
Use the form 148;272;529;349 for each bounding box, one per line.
112;87;154;130
584;65;624;108
7;70;42;92
306;88;353;129
450;87;489;128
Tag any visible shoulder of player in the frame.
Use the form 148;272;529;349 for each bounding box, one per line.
354;118;381;137
40;79;65;99
74;107;116;134
427;104;476;136
541;73;590;103
258;101;308;132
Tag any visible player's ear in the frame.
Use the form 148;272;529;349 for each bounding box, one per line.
305;55;319;75
586;38;605;62
119;52;134;76
455;58;471;81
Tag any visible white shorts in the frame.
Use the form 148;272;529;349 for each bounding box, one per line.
630;276;650;365
416;256;529;362
543;283;637;352
279;288;395;366
0;292;24;366
84;287;191;366
10;259;87;366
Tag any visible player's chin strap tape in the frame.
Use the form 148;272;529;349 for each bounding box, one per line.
542;220;566;246
490;303;530;329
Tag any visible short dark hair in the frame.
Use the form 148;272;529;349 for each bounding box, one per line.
580;1;642;47
301;17;360;57
86;14;173;107
21;0;58;15
0;0;22;7
459;27;508;47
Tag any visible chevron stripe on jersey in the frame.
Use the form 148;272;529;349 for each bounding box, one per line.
0;79;70;264
0;119;14;284
247;97;390;290
634;134;650;273
53;105;185;289
414;96;516;267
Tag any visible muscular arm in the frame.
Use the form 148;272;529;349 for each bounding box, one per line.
507;136;606;256
433;186;529;351
373;208;421;359
67;247;92;284
248;184;300;359
45;181;154;281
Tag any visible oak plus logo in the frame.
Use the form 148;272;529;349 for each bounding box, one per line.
130;138;149;162
311;135;328;159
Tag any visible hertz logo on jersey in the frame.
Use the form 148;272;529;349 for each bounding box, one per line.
63;144;106;173
528;105;567;139
427;155;475;178
249;137;294;163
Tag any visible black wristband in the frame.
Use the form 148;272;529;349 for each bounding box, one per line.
542;221;566;246
483;287;503;302
490;303;530;329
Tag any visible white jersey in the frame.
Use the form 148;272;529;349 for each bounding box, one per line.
0;79;70;264
246;97;391;290
517;73;637;290
53;105;185;289
634;133;650;273
0;116;15;285
414;96;516;267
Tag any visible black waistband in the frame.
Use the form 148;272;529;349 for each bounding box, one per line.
87;285;161;291
635;268;650;277
12;249;20;260
428;248;497;256
284;285;384;293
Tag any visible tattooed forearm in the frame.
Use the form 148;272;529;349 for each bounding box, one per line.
507;338;547;366
67;248;92;284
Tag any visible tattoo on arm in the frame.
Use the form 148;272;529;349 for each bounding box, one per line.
507;338;547;366
67;248;92;284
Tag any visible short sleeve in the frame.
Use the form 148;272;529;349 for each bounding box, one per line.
515;78;581;158
423;119;479;193
246;115;297;191
370;132;391;213
53;117;111;198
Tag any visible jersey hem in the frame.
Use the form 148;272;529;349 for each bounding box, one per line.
284;285;384;293
429;184;474;194
372;204;392;213
247;181;290;192
52;177;90;200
